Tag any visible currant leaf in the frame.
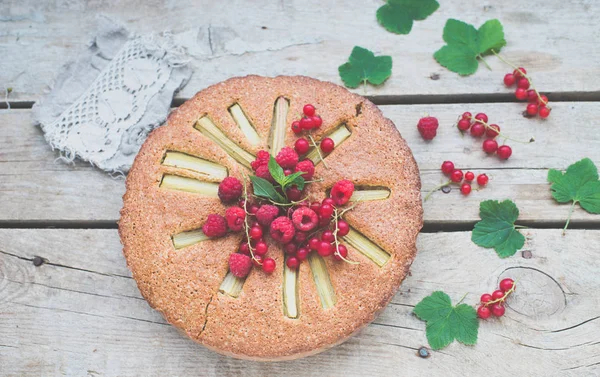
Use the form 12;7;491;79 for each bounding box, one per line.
548;158;600;232
338;46;392;89
413;291;479;350
471;199;525;258
434;18;506;75
376;0;439;35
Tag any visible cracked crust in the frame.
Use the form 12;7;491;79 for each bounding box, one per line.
119;75;423;361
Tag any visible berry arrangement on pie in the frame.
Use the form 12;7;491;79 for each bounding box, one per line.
119;75;423;360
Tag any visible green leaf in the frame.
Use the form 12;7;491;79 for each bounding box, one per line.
281;171;306;191
413;291;479;350
376;0;439;35
548;158;600;231
471;200;525;258
249;176;286;204
434;18;506;75
338;46;392;88
268;156;286;186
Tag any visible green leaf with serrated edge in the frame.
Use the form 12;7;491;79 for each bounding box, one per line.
548;158;600;230
377;0;439;35
471;200;525;258
281;171;306;191
338;46;392;88
413;291;479;350
434;18;506;75
249;176;286;204
268;156;286;186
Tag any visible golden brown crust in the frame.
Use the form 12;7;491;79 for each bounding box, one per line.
119;75;422;360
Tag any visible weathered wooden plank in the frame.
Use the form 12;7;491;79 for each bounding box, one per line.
2;103;599;224
0;229;598;376
1;0;599;103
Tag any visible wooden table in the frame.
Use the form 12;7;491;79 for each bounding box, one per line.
1;1;599;376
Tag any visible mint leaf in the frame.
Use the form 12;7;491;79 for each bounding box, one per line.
548;158;600;232
471;200;525;258
249;176;286;204
338;46;392;88
281;171;306;191
413;291;479;350
268;156;286;186
434;18;506;75
376;0;439;35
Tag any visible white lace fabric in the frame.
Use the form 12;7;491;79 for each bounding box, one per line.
33;16;191;174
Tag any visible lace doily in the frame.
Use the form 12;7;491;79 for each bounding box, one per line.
33;16;192;173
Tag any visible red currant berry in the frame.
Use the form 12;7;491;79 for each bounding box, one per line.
492;290;505;301
284;169;293;176
250;226;263;240
262;258;276;273
457;119;471;131
497;145;512;160
336;220;350;237
308;237;320;250
286;256;300;269
491;303;506;317
477;305;492;319
303;104;316;117
538;95;549;106
321;230;335;243
441;161;455;175
238;199;247;208
539;106;551;118
480;293;493;303
294;231;308;243
526;103;538;116
486;124;500;138
309;202;321;214
296;247;309;261
334;244;348;261
450;169;463;183
526;89;538;102
464;171;475;182
515;88;527;100
294;138;310;155
317;241;333;257
461;112;472;120
322;198;335;207
239;242;250;255
320;138;335;153
300;116;314;130
252;254;263;267
482;139;498;154
477;173;489;186
460;183;472;195
291;121;302;134
320;204;334;219
470;123;485;137
474;113;488;123
254;241;268;256
249;204;260;215
503;73;516;87
513;67;527;79
287;186;303;201
517;78;530;90
499;278;515;292
311;115;323;128
284;243;297;255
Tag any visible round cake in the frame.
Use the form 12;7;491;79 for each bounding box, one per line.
119;75;422;360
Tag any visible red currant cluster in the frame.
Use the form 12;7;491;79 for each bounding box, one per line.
456;112;513;160
503;67;551;118
477;278;516;319
291;104;323;134
440;160;488;196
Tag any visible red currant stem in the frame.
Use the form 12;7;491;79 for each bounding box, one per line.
513;224;528;229
469;117;534;144
332;208;359;265
477;54;492;70
491;50;552;110
338;194;364;218
562;201;576;235
253;194;309;207
456;292;468;305
304;178;324;184
424;180;453;201
242;174;261;265
483;282;517;307
308;134;329;168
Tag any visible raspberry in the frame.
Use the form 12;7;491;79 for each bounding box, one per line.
256;204;279;226
255;164;274;183
276;147;299;169
270;216;296;244
417;116;439;140
229;253;252;278
218;177;243;203
251;150;270;171
330;179;354;206
202;214;227;238
225;207;246;231
292;207;319;232
294;160;315;180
